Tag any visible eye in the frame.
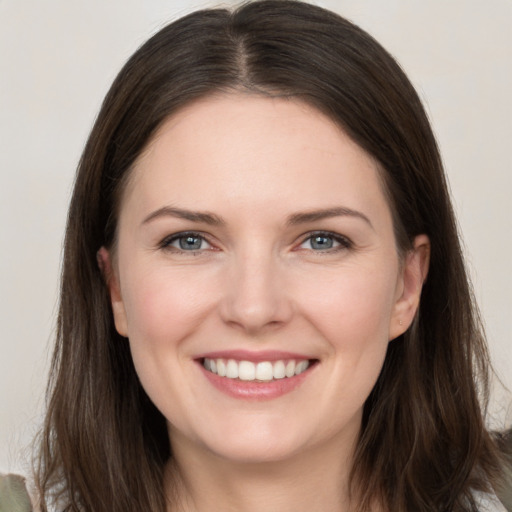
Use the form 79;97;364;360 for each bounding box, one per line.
299;232;352;252
160;232;212;252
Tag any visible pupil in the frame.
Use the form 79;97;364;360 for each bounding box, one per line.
180;236;202;250
312;235;333;250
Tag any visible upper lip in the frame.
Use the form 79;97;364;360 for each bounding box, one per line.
195;350;314;363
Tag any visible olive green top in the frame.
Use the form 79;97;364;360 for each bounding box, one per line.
0;473;32;512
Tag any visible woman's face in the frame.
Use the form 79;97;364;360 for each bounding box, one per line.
104;94;427;464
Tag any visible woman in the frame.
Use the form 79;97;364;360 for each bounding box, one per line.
32;1;509;511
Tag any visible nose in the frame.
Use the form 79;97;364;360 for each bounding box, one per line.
219;251;294;335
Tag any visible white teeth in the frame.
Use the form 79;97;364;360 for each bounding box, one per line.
217;359;227;377
256;361;273;381
226;359;239;379
285;360;295;378
239;361;256;381
273;360;286;379
203;358;311;381
295;360;309;375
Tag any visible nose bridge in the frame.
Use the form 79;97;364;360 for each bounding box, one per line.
220;243;292;333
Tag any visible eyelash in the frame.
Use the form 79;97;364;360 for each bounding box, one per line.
159;232;213;255
297;231;353;253
158;231;353;254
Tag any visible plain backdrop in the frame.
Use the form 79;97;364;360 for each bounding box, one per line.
1;0;511;475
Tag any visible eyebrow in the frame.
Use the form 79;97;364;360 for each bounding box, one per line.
142;205;373;229
142;206;225;226
286;207;373;229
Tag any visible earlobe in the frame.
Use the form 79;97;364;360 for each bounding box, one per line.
389;234;430;341
97;247;129;337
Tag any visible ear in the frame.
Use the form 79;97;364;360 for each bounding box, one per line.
389;234;430;341
97;247;128;337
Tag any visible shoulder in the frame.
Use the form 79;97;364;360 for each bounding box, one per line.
0;473;33;511
472;491;508;512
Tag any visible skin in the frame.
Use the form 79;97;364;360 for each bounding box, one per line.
100;94;430;512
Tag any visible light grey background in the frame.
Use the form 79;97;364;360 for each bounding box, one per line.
1;0;511;474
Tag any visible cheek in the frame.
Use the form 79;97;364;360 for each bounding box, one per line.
121;265;218;342
296;262;399;346
120;267;218;420
298;266;397;419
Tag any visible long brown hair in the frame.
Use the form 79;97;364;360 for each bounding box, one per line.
35;1;508;510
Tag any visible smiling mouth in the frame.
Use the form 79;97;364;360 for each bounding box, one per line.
202;358;315;382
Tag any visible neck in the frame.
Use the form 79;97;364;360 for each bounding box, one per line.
165;429;360;512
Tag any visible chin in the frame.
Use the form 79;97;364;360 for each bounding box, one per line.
176;416;312;465
208;436;305;465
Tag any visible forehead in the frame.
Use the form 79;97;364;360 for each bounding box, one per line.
120;93;392;229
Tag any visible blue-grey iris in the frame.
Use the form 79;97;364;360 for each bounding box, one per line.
180;236;203;250
311;235;333;250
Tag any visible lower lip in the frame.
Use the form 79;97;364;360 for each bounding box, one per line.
198;361;316;400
